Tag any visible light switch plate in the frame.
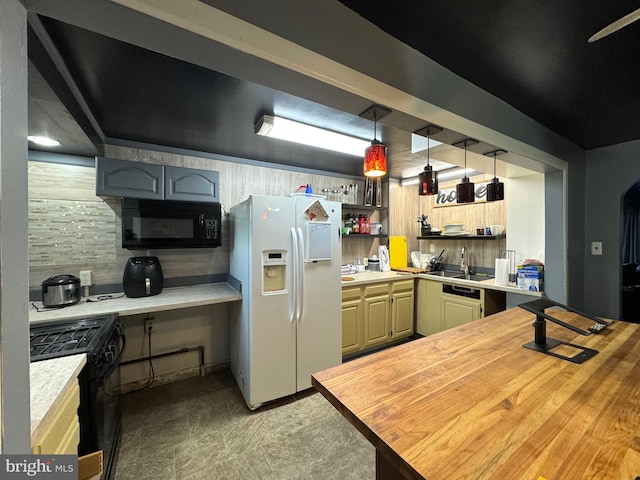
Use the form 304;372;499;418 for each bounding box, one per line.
591;242;603;255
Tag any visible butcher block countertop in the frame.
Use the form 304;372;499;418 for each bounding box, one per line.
312;307;640;480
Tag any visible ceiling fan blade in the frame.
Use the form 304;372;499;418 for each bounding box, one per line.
588;7;640;42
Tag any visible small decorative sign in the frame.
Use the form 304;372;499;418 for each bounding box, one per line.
434;182;489;207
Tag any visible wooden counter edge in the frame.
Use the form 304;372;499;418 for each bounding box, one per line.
311;375;422;480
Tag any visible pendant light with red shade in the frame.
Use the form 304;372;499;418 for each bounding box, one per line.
360;105;391;177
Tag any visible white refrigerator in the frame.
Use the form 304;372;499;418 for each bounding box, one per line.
230;194;342;409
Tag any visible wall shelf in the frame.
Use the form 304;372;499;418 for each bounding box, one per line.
342;204;388;212
343;234;388;239
417;234;506;241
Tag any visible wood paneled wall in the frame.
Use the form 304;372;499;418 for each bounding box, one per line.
390;174;507;269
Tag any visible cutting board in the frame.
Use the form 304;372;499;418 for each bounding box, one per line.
392;266;427;274
389;236;408;269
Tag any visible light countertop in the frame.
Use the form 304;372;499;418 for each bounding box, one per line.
341;270;416;286
30;354;86;445
342;270;543;297
30;282;242;323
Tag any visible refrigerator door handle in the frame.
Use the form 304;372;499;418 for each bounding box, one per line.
296;227;305;321
290;227;298;322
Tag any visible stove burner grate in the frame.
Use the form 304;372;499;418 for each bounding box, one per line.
29;315;117;362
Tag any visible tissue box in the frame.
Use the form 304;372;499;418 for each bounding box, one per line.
517;265;544;291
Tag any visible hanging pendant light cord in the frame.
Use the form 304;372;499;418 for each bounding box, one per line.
464;142;468;177
427;135;430;166
493;152;497;177
373;111;378;140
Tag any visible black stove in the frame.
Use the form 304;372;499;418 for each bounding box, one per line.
30;314;118;362
30;313;124;480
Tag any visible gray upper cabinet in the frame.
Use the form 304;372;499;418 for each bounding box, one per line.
96;157;219;202
96;157;164;200
165;166;219;202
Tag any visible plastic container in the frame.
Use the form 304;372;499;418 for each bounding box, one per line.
368;256;380;271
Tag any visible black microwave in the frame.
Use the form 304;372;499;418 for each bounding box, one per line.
122;198;222;249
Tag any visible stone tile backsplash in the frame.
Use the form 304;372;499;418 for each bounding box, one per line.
29;198;117;267
28;146;365;290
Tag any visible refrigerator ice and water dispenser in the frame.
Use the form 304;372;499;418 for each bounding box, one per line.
262;250;287;294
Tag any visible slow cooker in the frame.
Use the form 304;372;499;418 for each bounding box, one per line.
41;274;81;307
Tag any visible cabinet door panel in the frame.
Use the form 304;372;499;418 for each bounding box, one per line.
96;157;164;199
364;295;390;347
342;298;363;355
416;280;443;336
392;290;414;338
165;166;219;202
441;296;480;330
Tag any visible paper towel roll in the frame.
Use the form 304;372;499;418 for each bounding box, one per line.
495;258;509;285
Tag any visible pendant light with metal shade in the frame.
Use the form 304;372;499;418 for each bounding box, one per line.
484;149;506;202
415;125;443;196
454;139;478;203
360;105;391;177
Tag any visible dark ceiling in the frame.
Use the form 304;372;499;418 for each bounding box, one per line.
339;0;640;150
25;1;640;179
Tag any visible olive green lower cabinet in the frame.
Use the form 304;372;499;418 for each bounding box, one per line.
342;279;414;357
416;278;506;336
32;381;80;455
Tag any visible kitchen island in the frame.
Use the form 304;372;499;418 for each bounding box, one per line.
312;307;640;479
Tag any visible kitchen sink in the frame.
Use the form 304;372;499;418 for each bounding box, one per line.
454;274;494;281
426;271;494;281
426;270;463;278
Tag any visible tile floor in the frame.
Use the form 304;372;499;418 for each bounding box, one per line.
115;370;375;479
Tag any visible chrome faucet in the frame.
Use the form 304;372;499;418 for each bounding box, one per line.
460;247;470;275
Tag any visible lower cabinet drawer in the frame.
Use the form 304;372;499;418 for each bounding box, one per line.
364;283;389;298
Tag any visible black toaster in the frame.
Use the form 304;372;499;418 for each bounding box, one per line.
123;256;164;298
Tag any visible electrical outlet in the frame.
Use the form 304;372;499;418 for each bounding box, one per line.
79;270;93;286
591;241;603;256
144;318;154;332
429;244;435;253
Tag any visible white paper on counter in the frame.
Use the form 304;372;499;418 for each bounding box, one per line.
495;258;509;285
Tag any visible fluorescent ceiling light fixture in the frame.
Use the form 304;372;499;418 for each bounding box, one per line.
411;133;442;153
28;135;61;147
401;168;480;186
255;114;369;157
401;177;420;186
